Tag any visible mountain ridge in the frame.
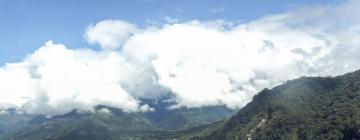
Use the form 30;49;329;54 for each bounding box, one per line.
189;70;360;140
0;103;236;140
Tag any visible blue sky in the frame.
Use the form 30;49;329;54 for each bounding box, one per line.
0;0;343;65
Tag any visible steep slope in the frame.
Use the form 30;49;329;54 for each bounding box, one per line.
192;70;360;140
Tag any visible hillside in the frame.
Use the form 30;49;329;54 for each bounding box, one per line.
190;70;360;140
1;105;235;140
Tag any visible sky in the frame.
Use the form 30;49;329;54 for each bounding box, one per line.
0;0;343;65
1;0;359;116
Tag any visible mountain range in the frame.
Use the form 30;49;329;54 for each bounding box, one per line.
0;102;236;140
2;70;360;140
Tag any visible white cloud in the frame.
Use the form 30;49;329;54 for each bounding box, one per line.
97;108;111;114
120;20;332;109
139;104;155;112
0;41;152;115
85;20;138;50
1;0;360;115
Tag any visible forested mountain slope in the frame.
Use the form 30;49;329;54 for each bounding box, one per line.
191;70;360;140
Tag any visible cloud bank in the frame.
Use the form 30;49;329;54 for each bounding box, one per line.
1;0;360;115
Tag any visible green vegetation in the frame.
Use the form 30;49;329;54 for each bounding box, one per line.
192;70;360;140
1;106;235;140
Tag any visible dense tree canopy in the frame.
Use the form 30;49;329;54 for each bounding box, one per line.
191;70;360;140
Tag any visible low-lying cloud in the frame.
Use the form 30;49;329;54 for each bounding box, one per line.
1;0;360;115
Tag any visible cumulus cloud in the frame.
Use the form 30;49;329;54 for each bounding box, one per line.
0;41;153;115
1;0;360;115
85;20;138;50
120;20;331;109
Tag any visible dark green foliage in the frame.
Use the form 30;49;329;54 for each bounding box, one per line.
193;70;360;140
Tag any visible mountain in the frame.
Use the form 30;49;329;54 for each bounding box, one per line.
6;69;360;140
189;70;360;140
0;103;236;140
0;109;34;137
